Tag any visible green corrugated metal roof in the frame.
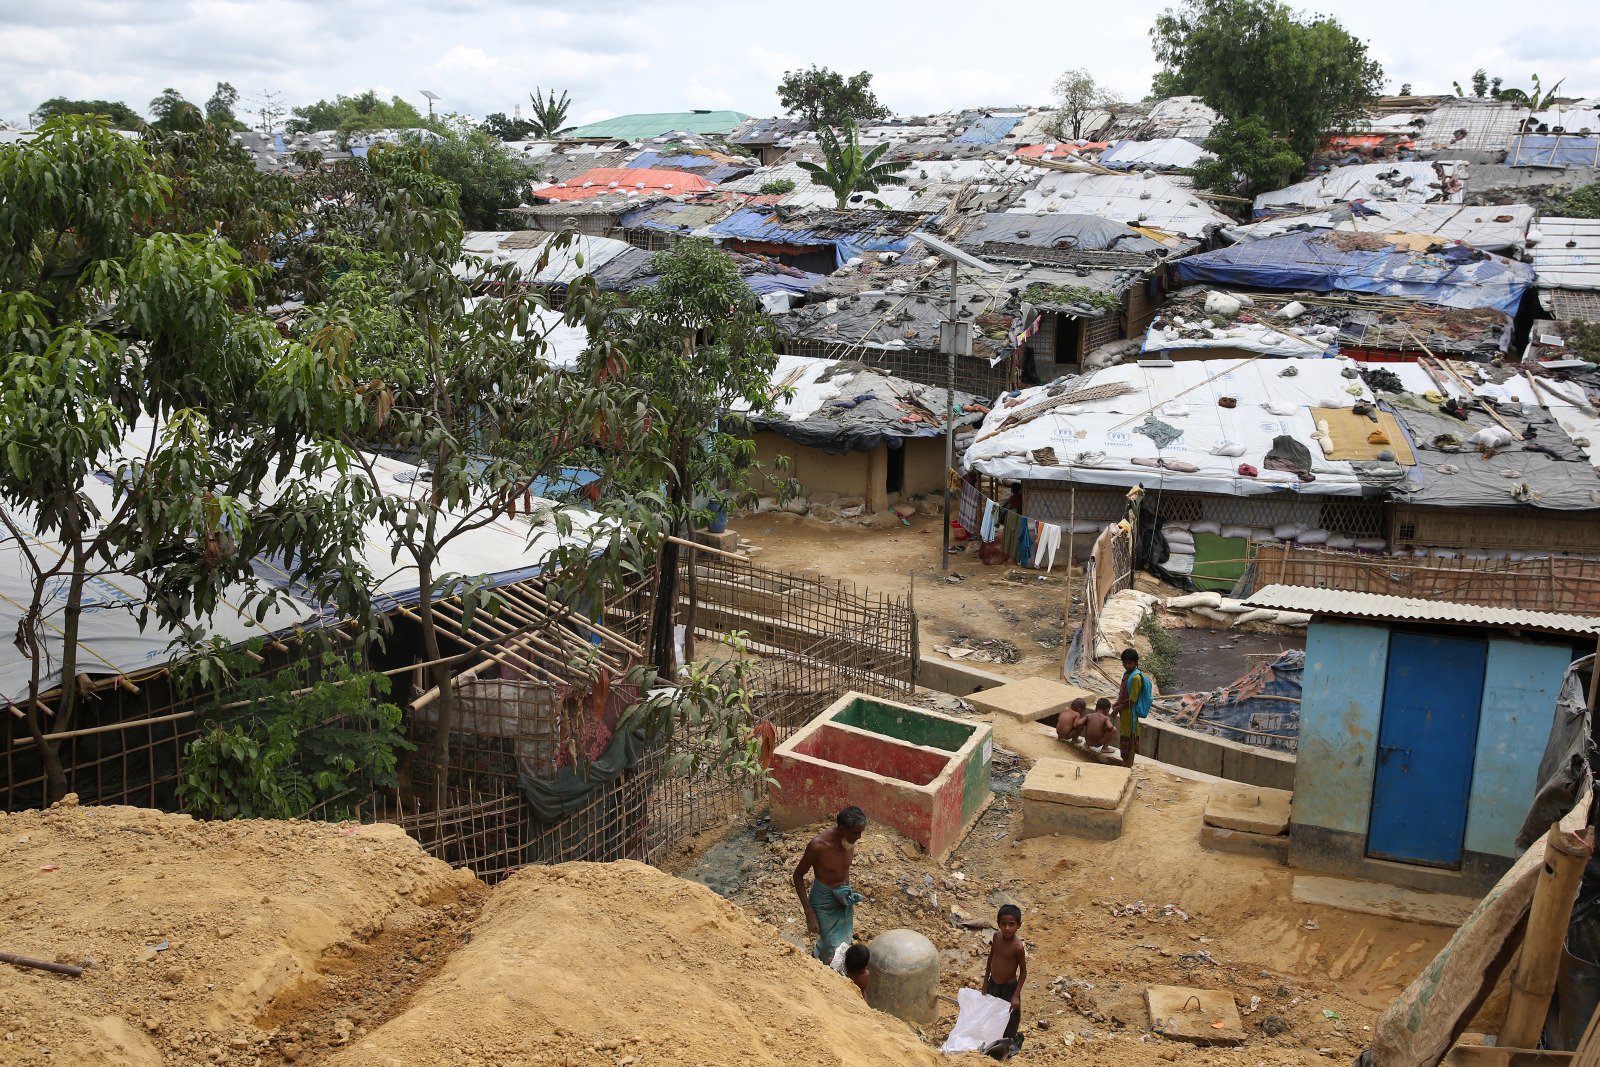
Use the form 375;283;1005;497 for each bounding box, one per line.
561;110;751;140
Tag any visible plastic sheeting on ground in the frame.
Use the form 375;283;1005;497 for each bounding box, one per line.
1172;230;1535;316
1164;647;1302;752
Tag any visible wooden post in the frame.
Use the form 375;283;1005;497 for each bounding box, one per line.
1500;822;1592;1048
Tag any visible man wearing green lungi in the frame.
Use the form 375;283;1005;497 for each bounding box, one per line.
793;806;868;963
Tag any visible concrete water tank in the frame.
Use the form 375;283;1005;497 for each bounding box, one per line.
866;928;939;1025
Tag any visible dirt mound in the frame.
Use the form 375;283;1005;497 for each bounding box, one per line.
322;860;943;1067
0;798;480;1067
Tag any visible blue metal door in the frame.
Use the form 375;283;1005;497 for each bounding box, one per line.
1367;632;1486;867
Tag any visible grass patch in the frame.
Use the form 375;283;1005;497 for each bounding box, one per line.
1137;613;1178;692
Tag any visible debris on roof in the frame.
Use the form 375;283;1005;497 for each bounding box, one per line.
1225;202;1535;255
1253;162;1466;216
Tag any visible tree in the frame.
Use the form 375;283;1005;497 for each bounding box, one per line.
482;111;535;141
285;91;426;139
402;117;533;229
31;97;143;129
205;81;247;130
1191;116;1305;198
1398;83;1413;96
1049;68;1114;141
1497;74;1566;110
1150;0;1384;160
299;143;668;801
582;238;784;675
527;88;572;139
148;87;204;133
796;119;910;210
0;118;375;801
777;66;889;129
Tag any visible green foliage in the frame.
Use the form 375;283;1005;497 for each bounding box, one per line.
285;91;426;139
795;119;911;210
0;116;377;800
1023;282;1123;314
1050;68;1114;140
1495;74;1565;110
482;112;535;141
1552;182;1600;220
402;118;532;229
204;81;247;131
148;88;204;133
757;178;795;195
1192;115;1307;198
1398;83;1413;96
777;66;889;129
179;661;412;820
527;88;573;139
31;97;143;129
1557;320;1600;363
1151;0;1384;167
623;631;774;802
1136;613;1178;692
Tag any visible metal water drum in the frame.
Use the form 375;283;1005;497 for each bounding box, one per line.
865;928;939;1024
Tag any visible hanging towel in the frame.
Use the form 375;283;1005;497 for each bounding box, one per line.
959;482;981;532
980;499;998;542
1017;519;1034;570
1002;511;1021;560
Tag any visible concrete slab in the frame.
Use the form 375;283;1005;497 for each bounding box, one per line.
1021;787;1131;841
965;677;1096;723
1199;824;1289;864
1031;723;1125;765
1203;784;1292;836
1020;759;1131;810
1146;985;1245;1045
915;658;1014;698
1291;875;1478;928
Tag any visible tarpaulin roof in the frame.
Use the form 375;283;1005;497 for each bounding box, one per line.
1507;135;1600;167
1008;170;1231;239
0;428;604;705
964;356;1600;511
706;206;931;268
954;114;1025;144
742;356;985;454
1253;162;1465;216
1531;218;1600;292
1097;138;1212;171
625;151;754;183
958;212;1177;260
1172;230;1535;316
458;231;634;285
560;110;750;140
1224;202;1535;255
531;167;716;202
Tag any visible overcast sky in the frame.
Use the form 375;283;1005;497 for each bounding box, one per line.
4;0;1599;129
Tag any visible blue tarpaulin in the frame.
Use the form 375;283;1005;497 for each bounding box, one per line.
706;207;926;268
954;114;1024;144
1173;230;1534;316
624;151;752;183
1508;135;1600;167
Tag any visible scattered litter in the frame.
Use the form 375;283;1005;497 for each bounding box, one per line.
1322;1009;1342;1020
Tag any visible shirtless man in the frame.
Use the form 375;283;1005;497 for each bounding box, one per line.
1054;697;1088;745
793;807;868;964
1082;698;1120;756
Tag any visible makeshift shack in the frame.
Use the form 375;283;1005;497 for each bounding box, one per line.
1245;584;1592;895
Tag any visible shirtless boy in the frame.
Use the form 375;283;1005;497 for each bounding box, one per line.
1054;697;1088;744
983;904;1027;1047
793;807;868;963
1082;698;1120;756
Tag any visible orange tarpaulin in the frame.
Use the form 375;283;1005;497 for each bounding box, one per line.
531;168;716;202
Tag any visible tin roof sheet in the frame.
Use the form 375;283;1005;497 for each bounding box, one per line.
1244;585;1599;635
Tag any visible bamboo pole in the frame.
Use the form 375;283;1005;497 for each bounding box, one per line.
665;534;749;563
1500;823;1592;1048
0;951;83;977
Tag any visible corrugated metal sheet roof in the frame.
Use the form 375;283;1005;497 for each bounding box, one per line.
1244;585;1599;636
560;110;751;140
1531;217;1600;292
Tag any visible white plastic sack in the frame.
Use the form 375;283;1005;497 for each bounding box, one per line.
1167;591;1222;609
1166;554;1196;575
1273;523;1307;541
1296;529;1330;545
1466;426;1513;449
1192;606;1235;624
1221;525;1252;540
1231;608;1276;626
1326;534;1355;550
1211;442;1247;458
942;989;1013;1054
1191;521;1222;535
1205;291;1242;317
1355;538;1387;551
1277;301;1306;320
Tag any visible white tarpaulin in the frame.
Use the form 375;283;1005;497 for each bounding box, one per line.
1253;162;1466;214
963;358;1383;496
1225;202;1535;254
1;428;603;707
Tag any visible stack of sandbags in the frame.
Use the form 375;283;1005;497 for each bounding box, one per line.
1165;591;1311;629
1093;588;1159;660
1161;524;1196;576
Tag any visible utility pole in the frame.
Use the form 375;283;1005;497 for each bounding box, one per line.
252;90;286;137
912;233;996;572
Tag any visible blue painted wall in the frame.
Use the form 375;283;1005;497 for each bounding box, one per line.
1294;620;1572;862
1293;621;1387;835
1464;639;1572;857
